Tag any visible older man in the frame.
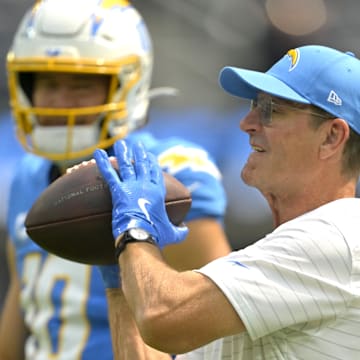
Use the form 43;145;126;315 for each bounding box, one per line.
95;45;360;359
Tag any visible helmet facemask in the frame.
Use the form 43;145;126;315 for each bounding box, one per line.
7;0;153;163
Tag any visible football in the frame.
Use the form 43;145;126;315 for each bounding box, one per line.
25;158;192;265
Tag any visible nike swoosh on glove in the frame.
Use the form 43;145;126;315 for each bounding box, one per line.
93;140;188;249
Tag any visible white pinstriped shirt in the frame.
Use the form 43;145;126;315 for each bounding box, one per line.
178;198;360;359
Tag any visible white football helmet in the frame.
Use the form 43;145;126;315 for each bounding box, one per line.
7;0;153;162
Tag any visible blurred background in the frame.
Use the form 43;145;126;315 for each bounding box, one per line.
1;0;360;307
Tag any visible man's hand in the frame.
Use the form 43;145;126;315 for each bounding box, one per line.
93;140;188;249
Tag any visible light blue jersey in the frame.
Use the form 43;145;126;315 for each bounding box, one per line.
7;132;226;360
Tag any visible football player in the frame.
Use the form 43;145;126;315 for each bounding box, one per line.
0;0;230;359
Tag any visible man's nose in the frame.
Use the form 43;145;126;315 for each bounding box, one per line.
239;108;262;133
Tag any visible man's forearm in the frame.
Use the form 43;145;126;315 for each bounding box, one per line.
106;288;172;360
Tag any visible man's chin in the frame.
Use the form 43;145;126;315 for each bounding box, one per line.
241;167;256;187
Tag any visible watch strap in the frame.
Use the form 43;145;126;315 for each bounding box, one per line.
115;230;157;259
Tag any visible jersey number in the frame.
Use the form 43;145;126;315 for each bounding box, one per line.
21;253;91;359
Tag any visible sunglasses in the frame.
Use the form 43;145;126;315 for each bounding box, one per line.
250;96;332;126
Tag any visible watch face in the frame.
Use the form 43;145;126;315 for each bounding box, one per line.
129;228;150;240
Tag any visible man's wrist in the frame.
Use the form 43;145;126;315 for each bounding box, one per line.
115;228;157;259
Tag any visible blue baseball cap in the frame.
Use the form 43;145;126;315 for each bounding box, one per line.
219;45;360;134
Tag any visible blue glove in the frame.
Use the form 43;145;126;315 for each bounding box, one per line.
97;264;121;289
93;140;188;248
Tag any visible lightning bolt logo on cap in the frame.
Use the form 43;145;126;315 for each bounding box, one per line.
287;48;300;71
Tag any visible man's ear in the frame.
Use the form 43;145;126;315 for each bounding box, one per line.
319;118;350;160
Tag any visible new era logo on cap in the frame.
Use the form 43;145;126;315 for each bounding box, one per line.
327;90;342;106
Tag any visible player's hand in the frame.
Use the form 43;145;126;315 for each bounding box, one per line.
97;264;121;289
93;140;188;248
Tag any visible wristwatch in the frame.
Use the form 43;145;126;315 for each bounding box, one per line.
115;228;157;259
